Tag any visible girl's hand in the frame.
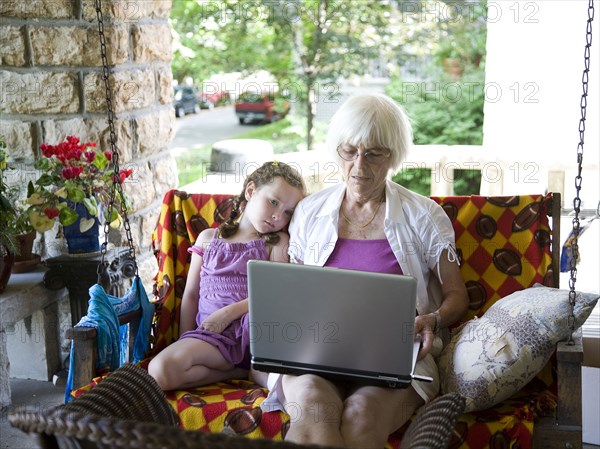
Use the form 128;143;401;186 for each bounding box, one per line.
200;307;235;334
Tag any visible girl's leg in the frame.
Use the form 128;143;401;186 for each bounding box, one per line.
280;374;346;447
340;385;424;449
148;338;247;390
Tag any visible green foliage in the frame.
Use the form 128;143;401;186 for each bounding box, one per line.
170;1;293;85
25;136;133;232
386;69;485;146
175;144;212;188
0;137;34;255
391;168;431;196
170;1;393;150
433;0;488;69
453;169;482;195
387;69;485;194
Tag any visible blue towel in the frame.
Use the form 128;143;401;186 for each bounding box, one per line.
64;276;153;402
560;218;595;272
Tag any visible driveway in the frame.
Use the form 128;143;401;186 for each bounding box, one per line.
169;105;259;154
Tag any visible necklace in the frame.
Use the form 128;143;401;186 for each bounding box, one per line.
341;200;383;229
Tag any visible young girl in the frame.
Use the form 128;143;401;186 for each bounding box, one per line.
148;161;305;390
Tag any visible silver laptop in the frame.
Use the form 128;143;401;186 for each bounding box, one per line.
247;260;431;389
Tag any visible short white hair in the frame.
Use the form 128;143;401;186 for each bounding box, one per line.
326;93;413;172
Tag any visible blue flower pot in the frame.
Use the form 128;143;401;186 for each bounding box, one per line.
62;202;100;254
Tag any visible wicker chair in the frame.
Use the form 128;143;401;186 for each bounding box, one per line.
9;363;465;449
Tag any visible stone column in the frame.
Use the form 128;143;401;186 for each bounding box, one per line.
0;0;178;289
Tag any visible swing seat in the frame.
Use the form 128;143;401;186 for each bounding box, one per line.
65;189;590;449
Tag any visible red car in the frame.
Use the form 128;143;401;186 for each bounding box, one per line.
197;90;229;109
235;92;289;124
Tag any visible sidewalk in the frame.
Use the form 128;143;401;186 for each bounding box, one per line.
1;378;64;449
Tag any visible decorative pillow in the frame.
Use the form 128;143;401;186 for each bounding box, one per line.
438;284;599;412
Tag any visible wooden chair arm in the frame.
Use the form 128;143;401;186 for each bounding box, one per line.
66;327;97;392
556;329;584;425
533;329;584;449
66;309;143;392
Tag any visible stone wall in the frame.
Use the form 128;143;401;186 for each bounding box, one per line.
0;0;177;290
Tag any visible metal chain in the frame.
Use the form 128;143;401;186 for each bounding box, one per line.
567;0;594;345
95;0;138;282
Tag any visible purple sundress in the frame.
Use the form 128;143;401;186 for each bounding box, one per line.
180;237;269;369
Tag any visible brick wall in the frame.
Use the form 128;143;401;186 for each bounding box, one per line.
0;0;177;289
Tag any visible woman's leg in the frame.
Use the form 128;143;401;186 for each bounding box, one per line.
340;385;424;449
281;374;346;447
148;338;247;390
249;368;269;387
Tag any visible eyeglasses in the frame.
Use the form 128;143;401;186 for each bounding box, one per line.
336;144;391;165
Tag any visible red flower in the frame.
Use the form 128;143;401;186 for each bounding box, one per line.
84;151;96;164
44;208;60;219
61;166;83;179
30;136;131;232
119;168;133;183
40;143;52;157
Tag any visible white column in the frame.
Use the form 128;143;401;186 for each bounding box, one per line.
483;0;599;207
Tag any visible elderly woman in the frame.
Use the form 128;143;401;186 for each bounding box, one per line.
261;93;469;448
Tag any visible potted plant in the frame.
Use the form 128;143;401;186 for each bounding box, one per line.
25;136;133;254
0;138;17;291
8;194;39;271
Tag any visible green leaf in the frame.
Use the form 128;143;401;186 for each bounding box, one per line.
28;209;55;233
36;173;55;186
59;207;78;227
82;196;98;216
67;187;86;203
79;216;96;233
34;158;50;171
104;208;119;224
0;194;13;211
93;151;109;171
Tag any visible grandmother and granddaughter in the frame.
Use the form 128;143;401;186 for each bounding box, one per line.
149;93;468;448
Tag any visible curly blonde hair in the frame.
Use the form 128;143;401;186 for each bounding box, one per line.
218;161;305;244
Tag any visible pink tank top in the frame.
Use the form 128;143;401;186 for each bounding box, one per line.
324;238;403;275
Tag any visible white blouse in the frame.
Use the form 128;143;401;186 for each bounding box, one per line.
288;179;459;315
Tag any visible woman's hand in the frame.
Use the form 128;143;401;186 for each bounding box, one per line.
414;313;437;361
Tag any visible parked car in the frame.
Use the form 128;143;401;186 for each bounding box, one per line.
235;92;289;124
198;90;230;109
173;86;201;117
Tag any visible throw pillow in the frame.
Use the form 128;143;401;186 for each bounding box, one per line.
438;285;599;412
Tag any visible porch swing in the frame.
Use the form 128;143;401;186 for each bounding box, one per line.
9;1;599;449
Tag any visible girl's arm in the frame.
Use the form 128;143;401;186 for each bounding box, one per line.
179;229;213;336
200;299;248;333
201;232;291;333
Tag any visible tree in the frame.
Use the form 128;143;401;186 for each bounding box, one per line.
168;1;487;151
268;0;393;150
170;1;293;86
169;1;393;150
